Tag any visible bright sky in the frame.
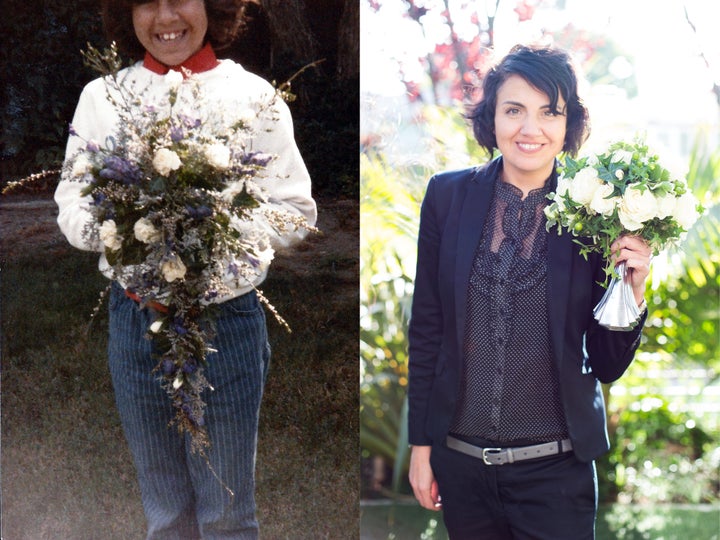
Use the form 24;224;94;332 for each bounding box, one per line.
361;0;720;155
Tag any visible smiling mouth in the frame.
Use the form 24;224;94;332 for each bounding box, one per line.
517;143;543;151
157;30;187;43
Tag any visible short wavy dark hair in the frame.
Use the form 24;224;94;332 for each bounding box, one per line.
467;44;590;157
101;0;248;60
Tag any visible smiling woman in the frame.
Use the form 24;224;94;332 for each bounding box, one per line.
407;44;652;540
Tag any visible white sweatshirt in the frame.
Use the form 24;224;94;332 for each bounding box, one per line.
55;59;317;300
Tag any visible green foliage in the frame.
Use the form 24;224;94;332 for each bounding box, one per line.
360;152;421;492
598;396;718;504
669;133;720;288
360;104;487;493
599;504;720;540
641;272;720;368
360;502;720;540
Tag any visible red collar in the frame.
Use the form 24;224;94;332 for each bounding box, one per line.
143;43;219;77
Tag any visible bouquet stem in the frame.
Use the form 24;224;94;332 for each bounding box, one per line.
592;262;641;331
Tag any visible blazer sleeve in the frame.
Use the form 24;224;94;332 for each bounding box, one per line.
407;176;444;445
584;256;646;383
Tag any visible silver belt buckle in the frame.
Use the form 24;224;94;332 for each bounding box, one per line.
482;447;503;465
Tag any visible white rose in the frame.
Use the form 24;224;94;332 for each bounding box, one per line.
149;320;163;333
99;220;122;251
161;257;187;282
153;148;182;176
134;217;162;244
655;193;677;220
569;167;603;205
555;175;571;197
611;149;634;164
550;176;572;213
673;192;699;230
205;143;231;170
589;183;619;216
166;69;184;88
618;185;658;231
71;153;93;177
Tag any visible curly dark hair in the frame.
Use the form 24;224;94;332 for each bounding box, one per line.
467;44;590;157
101;0;248;60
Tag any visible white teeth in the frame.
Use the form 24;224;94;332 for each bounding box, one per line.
518;143;541;150
159;32;183;41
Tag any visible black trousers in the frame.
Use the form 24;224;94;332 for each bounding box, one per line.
430;439;597;540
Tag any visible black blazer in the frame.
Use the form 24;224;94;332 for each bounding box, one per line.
407;158;645;462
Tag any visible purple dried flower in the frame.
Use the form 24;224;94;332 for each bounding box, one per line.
68;124;78;136
182;358;198;374
242;152;273;167
86;140;100;152
173;318;188;335
102;155;142;184
162;358;176;375
247;254;261;269
170;125;185;143
205;289;219;300
178;113;201;129
185;204;213;219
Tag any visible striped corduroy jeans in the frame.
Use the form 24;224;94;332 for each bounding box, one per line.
108;282;270;540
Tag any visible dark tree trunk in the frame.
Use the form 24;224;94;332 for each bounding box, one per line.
336;0;359;79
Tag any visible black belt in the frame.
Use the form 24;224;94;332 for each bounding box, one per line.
446;435;573;465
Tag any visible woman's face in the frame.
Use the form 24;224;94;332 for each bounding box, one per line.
132;0;208;66
494;74;567;185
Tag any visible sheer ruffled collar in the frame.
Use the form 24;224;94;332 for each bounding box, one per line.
495;173;552;205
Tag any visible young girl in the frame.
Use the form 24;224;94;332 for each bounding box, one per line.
55;1;316;538
407;45;650;539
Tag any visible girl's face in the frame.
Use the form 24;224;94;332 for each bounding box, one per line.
132;0;208;66
494;74;567;186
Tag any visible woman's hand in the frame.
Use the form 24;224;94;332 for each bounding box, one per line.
610;235;652;306
409;445;441;511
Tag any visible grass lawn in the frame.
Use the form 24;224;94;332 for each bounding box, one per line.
1;198;359;539
359;501;720;539
360;501;720;539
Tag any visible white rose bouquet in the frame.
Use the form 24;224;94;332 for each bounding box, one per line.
63;44;315;452
544;139;702;329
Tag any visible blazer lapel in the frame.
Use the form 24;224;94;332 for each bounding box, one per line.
453;164;496;351
547;229;573;368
